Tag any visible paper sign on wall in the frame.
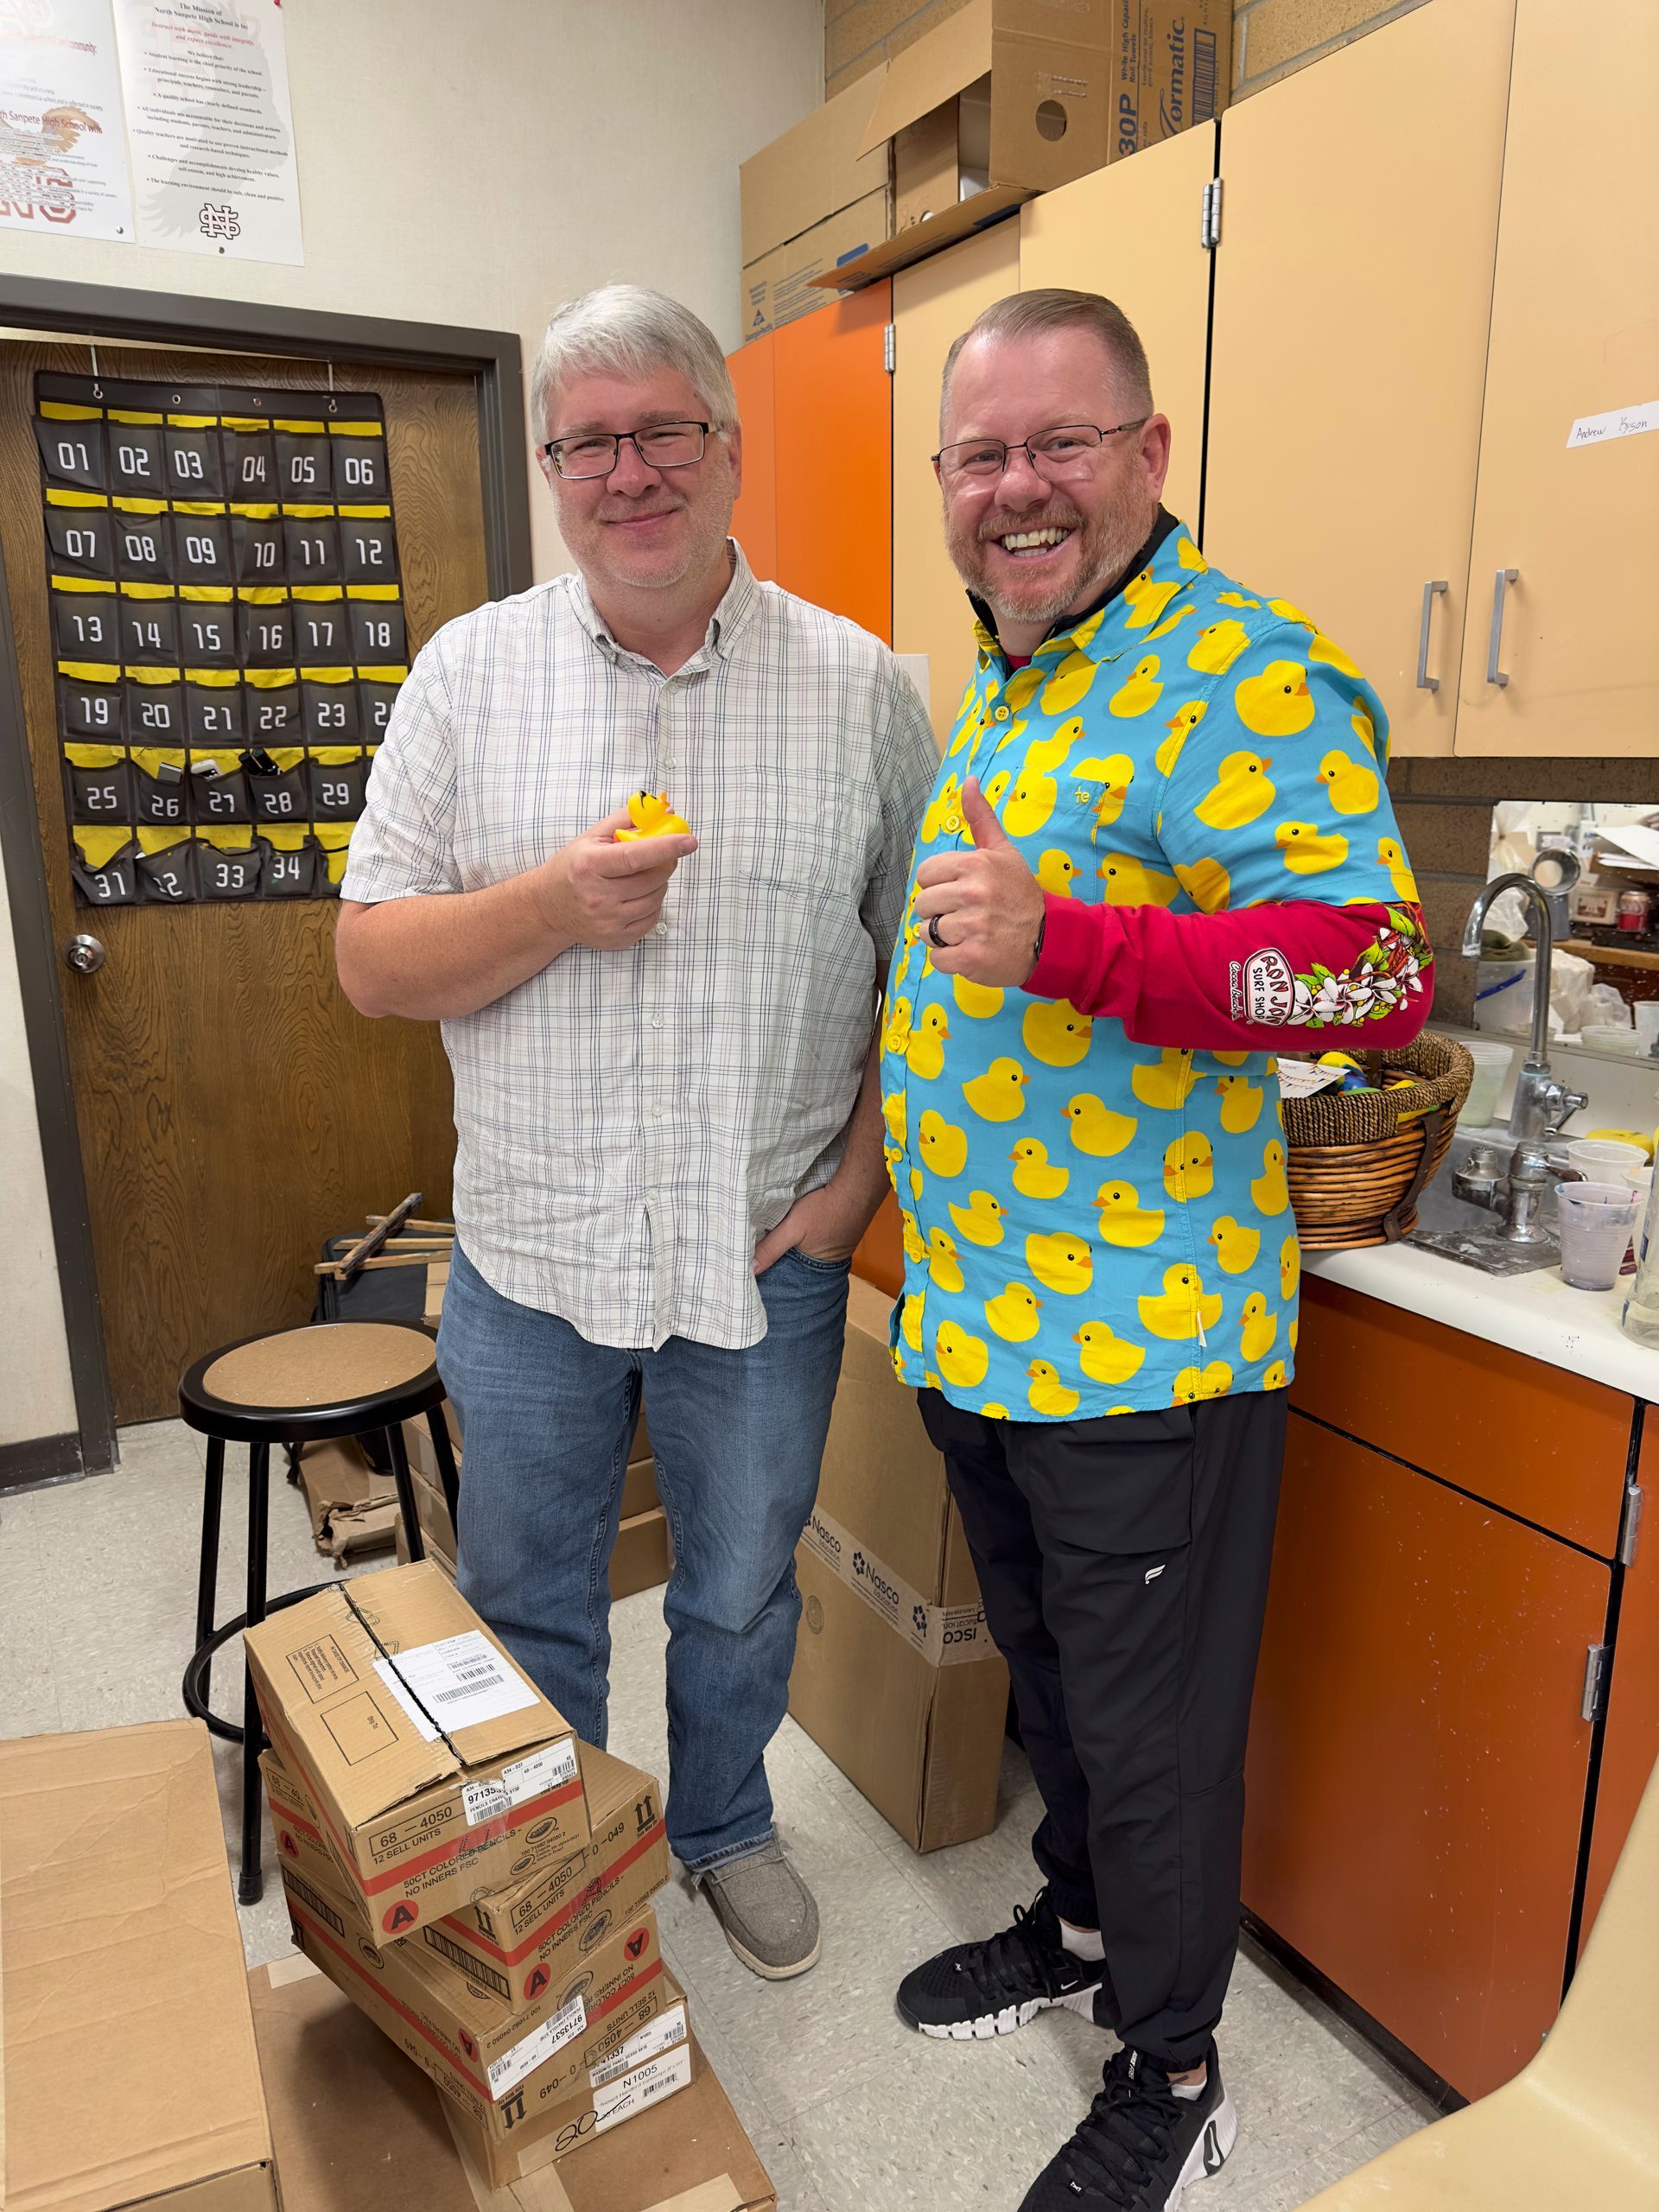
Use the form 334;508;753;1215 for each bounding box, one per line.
0;0;135;240
1566;402;1658;449
113;0;302;264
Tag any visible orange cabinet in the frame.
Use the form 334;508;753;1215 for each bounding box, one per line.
1245;1408;1611;2101
726;286;893;639
1580;1414;1659;1948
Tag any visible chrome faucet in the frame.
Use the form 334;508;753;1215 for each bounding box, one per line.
1462;873;1588;1141
1452;1135;1580;1243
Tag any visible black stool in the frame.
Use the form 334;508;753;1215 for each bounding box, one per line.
179;1319;462;1903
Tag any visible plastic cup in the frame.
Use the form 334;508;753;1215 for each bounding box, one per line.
1459;1039;1513;1128
1634;1004;1659;1053
1557;1181;1641;1291
1582;1022;1644;1054
1567;1138;1648;1179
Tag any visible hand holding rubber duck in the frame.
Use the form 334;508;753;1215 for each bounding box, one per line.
913;779;1046;987
537;798;696;950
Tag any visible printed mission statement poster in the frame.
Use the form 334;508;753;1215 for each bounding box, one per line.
113;0;302;262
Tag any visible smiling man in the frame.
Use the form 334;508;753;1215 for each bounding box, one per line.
334;285;937;1981
883;290;1432;2210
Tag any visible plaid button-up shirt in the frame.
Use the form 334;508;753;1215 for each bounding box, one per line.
341;546;938;1351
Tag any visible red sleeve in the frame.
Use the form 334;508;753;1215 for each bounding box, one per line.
1025;895;1435;1051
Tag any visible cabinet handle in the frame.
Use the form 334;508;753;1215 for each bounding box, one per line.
1416;580;1447;692
1486;567;1519;688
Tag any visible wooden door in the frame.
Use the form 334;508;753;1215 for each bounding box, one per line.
1019;121;1215;536
892;220;1021;747
3;341;489;1423
1204;0;1515;758
728;333;779;583
773;284;893;642
1244;1410;1610;2099
1580;1414;1659;1947
1453;0;1659;756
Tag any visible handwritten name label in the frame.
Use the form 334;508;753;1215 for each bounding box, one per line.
1566;402;1658;449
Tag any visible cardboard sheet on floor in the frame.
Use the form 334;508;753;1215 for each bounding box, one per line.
249;1955;775;2210
1;1719;276;2210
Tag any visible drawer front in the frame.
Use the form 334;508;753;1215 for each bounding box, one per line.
1291;1277;1632;1554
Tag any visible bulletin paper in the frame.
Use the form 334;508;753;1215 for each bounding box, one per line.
113;0;302;263
0;0;135;241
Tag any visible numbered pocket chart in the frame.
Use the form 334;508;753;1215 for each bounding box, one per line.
35;372;409;906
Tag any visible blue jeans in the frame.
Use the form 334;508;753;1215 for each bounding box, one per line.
435;1240;850;1870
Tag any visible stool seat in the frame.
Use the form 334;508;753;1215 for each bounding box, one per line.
181;1320;444;1444
178;1318;461;1905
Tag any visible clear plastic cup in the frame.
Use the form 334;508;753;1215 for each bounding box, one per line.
1557;1181;1641;1291
1634;1003;1659;1054
1567;1138;1648;1179
1459;1039;1513;1128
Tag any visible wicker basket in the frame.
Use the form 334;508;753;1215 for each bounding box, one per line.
1281;1031;1473;1250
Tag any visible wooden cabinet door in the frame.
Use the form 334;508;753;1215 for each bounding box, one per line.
1204;0;1515;758
1580;1415;1659;1946
728;332;778;583
773;285;892;642
1453;0;1659;756
1020;121;1216;536
1244;1410;1610;2099
2;343;485;1423
892;221;1020;748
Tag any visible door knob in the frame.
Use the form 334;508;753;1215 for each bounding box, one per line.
65;933;105;975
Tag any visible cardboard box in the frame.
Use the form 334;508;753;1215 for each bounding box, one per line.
611;1506;671;1599
742;188;891;340
401;1408;656;1520
1;1719;277;2210
442;1742;669;1999
1111;0;1230;162
245;1562;588;1939
425;1257;449;1324
741;67;891;265
250;1952;774;2212
283;1851;669;2145
299;1435;399;1561
815;0;1116;290
789;1277;1011;1852
444;1983;693;2190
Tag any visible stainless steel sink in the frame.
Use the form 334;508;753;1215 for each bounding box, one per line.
1407;1126;1563;1274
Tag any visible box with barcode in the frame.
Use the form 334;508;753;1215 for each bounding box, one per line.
245;1561;588;1940
279;1839;671;2145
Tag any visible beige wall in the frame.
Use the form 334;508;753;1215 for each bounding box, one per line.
0;0;823;1459
825;0;1433;99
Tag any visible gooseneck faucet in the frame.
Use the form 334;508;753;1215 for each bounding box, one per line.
1461;874;1587;1142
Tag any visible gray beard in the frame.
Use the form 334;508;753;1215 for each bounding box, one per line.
954;493;1160;632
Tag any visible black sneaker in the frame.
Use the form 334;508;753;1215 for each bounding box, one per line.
895;1888;1103;2040
1020;2040;1236;2210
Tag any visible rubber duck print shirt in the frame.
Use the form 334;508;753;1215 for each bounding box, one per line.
882;520;1433;1421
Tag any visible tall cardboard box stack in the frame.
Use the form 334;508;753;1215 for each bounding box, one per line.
740;68;892;339
398;1401;671;1599
0;1719;278;2209
790;1276;1012;1851
245;1562;721;2193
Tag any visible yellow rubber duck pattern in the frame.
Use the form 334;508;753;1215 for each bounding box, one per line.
884;520;1425;1419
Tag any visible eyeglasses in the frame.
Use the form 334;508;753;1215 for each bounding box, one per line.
542;420;713;480
934;420;1148;485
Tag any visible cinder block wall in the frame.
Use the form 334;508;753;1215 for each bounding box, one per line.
825;0;1433;102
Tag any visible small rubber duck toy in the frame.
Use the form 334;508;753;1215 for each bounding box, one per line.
615;790;691;840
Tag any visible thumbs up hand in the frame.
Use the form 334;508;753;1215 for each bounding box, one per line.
912;777;1048;986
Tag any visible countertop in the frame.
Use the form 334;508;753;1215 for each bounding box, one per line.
1303;1029;1659;1404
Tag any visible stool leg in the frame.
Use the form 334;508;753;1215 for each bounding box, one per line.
385;1422;424;1564
427;1406;461;1539
238;1439;270;1906
195;1437;225;1716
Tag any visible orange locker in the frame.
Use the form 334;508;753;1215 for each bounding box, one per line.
727;331;778;581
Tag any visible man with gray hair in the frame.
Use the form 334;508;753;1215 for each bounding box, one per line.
336;284;937;1979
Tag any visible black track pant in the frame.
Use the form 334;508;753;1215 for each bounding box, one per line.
919;1389;1287;2070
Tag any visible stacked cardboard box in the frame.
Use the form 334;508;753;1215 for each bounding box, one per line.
248;1561;695;2190
790;1276;1012;1851
397;1401;671;1600
298;1435;401;1562
0;1719;278;2209
740;69;893;338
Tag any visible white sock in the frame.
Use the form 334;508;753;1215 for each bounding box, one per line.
1058;1916;1104;1962
1171;2067;1208;2102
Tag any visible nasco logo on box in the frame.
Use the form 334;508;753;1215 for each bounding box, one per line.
851;1549;900;1611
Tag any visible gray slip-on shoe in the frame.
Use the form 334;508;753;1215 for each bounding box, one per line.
700;1840;821;1980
